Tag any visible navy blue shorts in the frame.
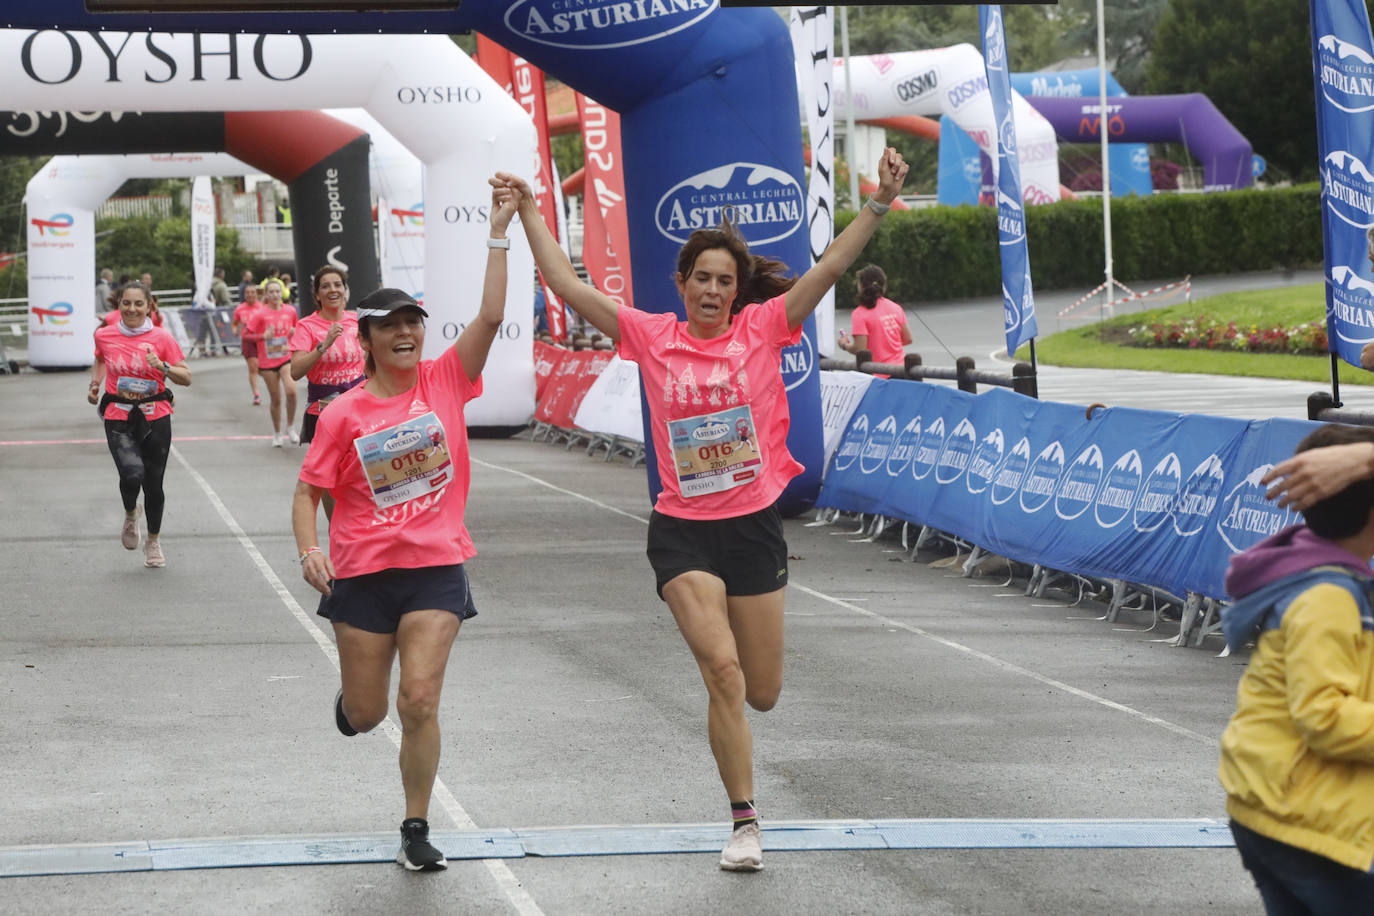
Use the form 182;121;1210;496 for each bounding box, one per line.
317;564;477;634
646;504;788;599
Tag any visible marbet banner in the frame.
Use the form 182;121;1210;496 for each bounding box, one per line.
820;382;1315;602
1311;0;1374;367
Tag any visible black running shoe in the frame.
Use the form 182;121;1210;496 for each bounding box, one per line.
397;818;447;871
334;688;357;737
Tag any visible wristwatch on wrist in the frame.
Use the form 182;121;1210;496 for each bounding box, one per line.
487;236;511;250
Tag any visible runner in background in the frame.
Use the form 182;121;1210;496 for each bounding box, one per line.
291;181;518;873
491;147;909;873
247;278;299;447
233;282;265;406
290;266;366;513
87;280;191;569
837;263;911;378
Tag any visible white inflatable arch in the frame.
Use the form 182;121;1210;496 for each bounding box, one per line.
7;30;535;426
834;44;1060;204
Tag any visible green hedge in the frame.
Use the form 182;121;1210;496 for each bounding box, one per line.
833;184;1323;307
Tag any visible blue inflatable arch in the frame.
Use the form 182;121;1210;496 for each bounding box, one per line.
0;3;822;513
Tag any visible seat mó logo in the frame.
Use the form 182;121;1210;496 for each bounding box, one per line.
655;163;804;246
504;0;718;51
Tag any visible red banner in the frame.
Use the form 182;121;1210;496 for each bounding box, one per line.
534;349;613;429
474;35;512;94
533;340;561;401
509;54;568;341
574;93;634;311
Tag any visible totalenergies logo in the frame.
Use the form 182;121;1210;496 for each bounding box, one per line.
505;0;717;51
31;212;73;236
391;203;424;228
31;301;73;325
655;163;804;246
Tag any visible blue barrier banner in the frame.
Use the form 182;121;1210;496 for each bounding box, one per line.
1312;0;1374;366
980;6;1038;356
819;381;1316;600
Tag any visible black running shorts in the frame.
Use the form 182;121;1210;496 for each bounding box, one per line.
646;503;789;599
317;564;477;634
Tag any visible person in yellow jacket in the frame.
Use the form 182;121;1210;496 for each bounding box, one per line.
1219;422;1374;913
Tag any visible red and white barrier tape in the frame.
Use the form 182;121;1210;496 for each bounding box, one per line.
1058;275;1189;318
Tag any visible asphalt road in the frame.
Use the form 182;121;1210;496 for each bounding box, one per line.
1;354;1267;914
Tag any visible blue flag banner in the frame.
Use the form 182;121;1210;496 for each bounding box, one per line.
818;381;1317;601
980;5;1038;356
1312;0;1374;366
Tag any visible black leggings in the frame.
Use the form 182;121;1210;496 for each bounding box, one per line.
104;415;172;534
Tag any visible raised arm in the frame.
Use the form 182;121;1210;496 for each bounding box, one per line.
454;183;519;383
490;171;622;341
785;148;908;330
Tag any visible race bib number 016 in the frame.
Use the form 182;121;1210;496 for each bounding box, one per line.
354;411;451;509
667;405;762;498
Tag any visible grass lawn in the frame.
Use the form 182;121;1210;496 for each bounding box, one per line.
1015;282;1374;387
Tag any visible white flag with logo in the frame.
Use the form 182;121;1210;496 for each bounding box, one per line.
190;175;215;306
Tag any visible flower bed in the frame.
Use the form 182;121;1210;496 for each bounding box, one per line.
1127;315;1328;355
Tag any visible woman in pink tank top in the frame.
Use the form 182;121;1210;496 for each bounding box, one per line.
493;148;909;873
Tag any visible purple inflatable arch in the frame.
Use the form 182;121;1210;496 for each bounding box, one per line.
1027;94;1252;192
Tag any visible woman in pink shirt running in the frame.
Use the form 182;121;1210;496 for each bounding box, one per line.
291;183;517;873
492;148;908;873
88;280;191;568
837;264;912;376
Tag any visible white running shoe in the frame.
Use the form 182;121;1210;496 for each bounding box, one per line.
288;428;301;445
120;506;140;551
272;433;284;448
719;821;762;872
144;539;165;568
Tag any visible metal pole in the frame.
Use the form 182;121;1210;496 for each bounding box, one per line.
1331;352;1343;408
840;6;860;211
1096;0;1114;318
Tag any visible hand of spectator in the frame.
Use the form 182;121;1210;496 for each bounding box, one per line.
1261;441;1374;509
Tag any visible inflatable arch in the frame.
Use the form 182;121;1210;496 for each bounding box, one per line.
1;7;827;512
1027;94;1253;192
3;29;537;428
17;110;379;355
939;68;1153;204
833;45;1061;205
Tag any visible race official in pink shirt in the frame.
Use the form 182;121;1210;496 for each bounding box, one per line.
492;147;909;873
291;182;518;873
88;280;191;569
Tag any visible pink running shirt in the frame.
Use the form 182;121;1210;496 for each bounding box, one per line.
297;345;483;578
850;297;908;367
246;306;299;370
234;302;266;343
93;325;184;422
617;295;804;521
290;311;366;413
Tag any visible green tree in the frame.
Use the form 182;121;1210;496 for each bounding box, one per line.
97;213;252;292
1145;0;1315;182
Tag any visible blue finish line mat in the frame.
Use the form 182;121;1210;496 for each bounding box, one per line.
1;818;1235;878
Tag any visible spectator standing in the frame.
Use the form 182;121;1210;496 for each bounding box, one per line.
1220;423;1374;912
238;269;254;303
95;268;113;318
